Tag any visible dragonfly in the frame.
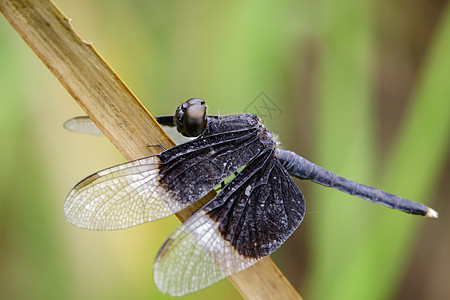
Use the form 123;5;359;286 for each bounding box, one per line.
64;98;438;296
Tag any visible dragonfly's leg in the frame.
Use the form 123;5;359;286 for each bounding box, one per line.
147;144;167;151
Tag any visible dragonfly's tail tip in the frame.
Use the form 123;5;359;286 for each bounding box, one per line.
426;207;438;218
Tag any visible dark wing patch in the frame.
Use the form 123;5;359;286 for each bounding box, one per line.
64;126;262;230
153;148;305;296
157;126;263;207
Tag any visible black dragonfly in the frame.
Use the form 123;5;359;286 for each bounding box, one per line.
64;98;438;296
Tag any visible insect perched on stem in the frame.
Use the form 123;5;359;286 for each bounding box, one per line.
64;98;437;296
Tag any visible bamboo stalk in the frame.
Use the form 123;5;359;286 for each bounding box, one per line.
0;1;302;299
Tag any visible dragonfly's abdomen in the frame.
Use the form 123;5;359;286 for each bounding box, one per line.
277;149;434;217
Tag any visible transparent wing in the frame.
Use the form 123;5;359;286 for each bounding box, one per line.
153;149;306;296
63;116;104;136
63;116;194;144
64;156;176;230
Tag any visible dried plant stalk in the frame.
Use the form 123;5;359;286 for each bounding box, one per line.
0;0;302;299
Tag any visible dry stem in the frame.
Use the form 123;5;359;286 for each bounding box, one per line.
0;0;302;299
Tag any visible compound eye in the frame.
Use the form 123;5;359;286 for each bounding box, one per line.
175;98;207;137
186;98;205;106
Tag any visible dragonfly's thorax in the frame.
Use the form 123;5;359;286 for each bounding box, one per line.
257;122;277;150
203;114;276;150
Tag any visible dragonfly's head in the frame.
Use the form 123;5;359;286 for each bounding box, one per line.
175;98;207;137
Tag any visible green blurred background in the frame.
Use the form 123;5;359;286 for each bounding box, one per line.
1;1;449;299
